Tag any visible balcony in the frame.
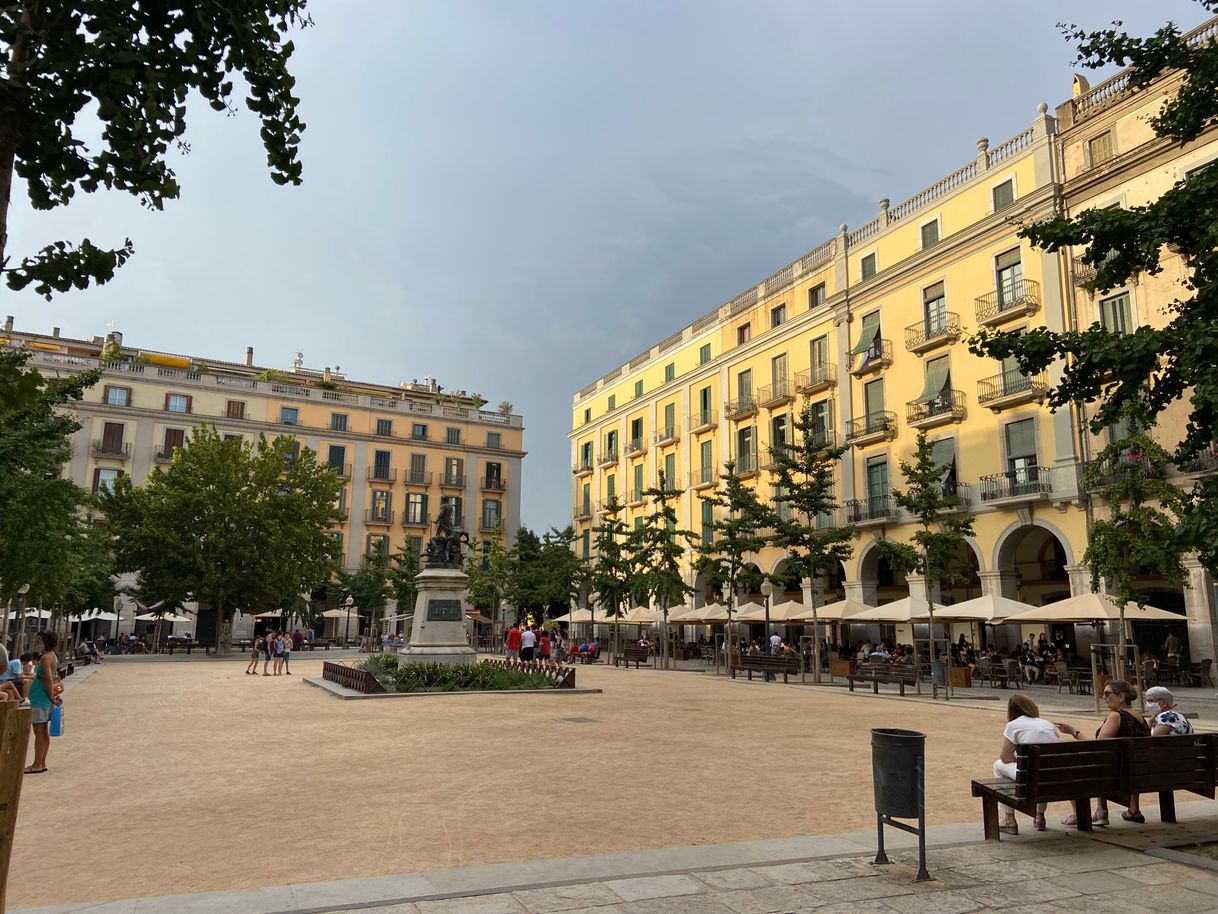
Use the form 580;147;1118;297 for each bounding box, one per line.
689;410;718;433
906;390;966;429
1173;448;1218;476
626;489;645;507
844;411;897;447
904;312;961;355
979;466;1051;504
1072;257;1097;288
761;444;790;470
942;480;973;510
623;437;647;458
329;463;353;480
410;431;429;441
848;339;893;377
574;502;594;521
364;510;395;526
405;470;433;486
480;517;502;532
690;466;718;489
757;378;794;409
367;466;396;483
795;364;836;395
654;426;679;446
1084;453;1162;490
845;495;898;525
975;278;1041;327
154;448;178;464
482;476;506;491
736;452;758;478
597;450;619;467
92;440;130;459
573;460;594;477
402;513;429;528
724;397;758;421
977;371;1049;412
439;473;466;488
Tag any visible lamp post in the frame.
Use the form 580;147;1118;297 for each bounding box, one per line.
344;595;354;648
721;582;733;675
761;579;774;653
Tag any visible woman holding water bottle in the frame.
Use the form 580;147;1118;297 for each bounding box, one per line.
25;630;62;774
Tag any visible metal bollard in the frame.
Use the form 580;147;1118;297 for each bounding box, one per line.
871;727;929;881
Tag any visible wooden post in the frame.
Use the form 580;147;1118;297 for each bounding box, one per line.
0;703;32;913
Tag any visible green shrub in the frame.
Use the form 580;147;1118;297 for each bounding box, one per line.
355;657;557;692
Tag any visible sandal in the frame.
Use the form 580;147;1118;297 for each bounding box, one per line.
1061;814;1079;827
1093;814;1110;827
1122;811;1145;823
999;821;1019;835
1034;815;1047;831
23;766;47;774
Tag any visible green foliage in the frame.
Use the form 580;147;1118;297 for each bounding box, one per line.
769;400;854;604
969;7;1218;572
99;428;342;649
631;471;695;614
357;657;558;692
589;496;632;620
695;459;775;607
0;2;310;297
506;525;587;619
465;527;511;616
334;545;390;638
387;538;421;612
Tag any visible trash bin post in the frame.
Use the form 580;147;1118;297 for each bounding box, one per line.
870;727;930;882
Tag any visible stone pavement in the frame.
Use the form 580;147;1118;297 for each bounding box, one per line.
17;805;1218;914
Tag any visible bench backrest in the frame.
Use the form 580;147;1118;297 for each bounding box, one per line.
1125;733;1218;793
1015;740;1122;804
623;645;650;657
742;654;799;668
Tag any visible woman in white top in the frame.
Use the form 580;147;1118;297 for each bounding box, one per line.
993;693;1059;834
1145;686;1193;735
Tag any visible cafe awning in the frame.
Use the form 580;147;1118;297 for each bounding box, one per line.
1002;593;1183;624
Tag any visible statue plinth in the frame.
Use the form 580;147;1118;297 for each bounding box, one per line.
398;565;476;667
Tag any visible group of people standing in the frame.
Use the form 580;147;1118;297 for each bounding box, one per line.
245;630;300;676
503;623;560;662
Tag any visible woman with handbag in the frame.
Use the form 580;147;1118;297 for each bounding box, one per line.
25;630;62;774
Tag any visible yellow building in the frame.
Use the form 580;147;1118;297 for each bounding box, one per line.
4;318;526;639
569;33;1218;661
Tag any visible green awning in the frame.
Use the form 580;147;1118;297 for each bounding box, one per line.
916;358;951;402
930;439;956;479
850;312;881;354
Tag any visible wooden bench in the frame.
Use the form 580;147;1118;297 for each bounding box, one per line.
164;640;204;655
732;654;801;682
301;639;333;651
616;645;651;669
971;734;1218;841
846;664;918;695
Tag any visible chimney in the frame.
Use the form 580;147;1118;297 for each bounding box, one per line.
3;315;12;333
52;327;60;338
245;346;254;367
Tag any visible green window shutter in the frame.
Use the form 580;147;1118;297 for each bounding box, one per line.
851;312;881;354
916;357;951;402
633;463;643;491
1005;419;1036;460
663;402;675;430
664;453;676;486
930;438;956;480
606;475;615;499
864;380;885;416
700;440;713;472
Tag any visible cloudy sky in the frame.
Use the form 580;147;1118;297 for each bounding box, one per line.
4;0;1208;531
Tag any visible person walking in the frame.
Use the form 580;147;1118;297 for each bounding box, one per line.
520;625;537;662
538;629;552;663
505;623;521;660
25;631;62;774
247;634;264;675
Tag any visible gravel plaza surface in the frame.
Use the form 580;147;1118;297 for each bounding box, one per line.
11;655;1218;910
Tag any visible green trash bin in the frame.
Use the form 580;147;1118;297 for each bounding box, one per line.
871;728;929;881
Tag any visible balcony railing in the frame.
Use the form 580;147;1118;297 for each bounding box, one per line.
623;437;647;457
1072;257;1097;287
975;278;1041;325
979;466;1051;502
574;502;594;521
689;410;718;432
364;509;395;525
761;444;790;470
845;496;898;524
573;460;594;476
690;466;718;488
724;397;757;421
844;411;896;445
626;489;645;506
848;339;893;375
977;371;1049;410
368;466;396;482
440;473;466;488
654;426;679;445
906;390;966;428
480;517;502;532
482;476;506;491
329;463;353;479
904;312;961;353
736;452;758;476
942;480;973;509
92;440;131;459
757;379;794;408
795;363;836;394
1084;453;1162;489
597;450;619;467
405;470;433;485
1173;448;1218;475
154;448;178;463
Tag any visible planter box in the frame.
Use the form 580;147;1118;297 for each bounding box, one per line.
830;659;856;679
950;666;972;688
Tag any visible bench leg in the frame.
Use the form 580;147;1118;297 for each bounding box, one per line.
981;795;1001;842
1159;790;1177;823
848;679;855;692
898;682;906;696
1074;798;1093;832
872;680;879;694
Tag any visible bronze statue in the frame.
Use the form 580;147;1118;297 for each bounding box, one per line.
424;503;469;567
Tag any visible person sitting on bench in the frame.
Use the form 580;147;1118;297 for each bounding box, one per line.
992;693;1058;835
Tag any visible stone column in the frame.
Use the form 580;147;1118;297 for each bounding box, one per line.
1183;557;1217;664
978;570;1019;599
1065;564;1091;597
844;578;876;606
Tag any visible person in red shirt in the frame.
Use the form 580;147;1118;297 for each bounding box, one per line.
505;623;522;660
538;630;552;663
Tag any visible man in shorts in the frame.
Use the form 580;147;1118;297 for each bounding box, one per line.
519;625;537;661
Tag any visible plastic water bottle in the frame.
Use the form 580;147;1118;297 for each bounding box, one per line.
50;705;64;737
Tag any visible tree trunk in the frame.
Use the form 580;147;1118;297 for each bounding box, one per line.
215;600;230;655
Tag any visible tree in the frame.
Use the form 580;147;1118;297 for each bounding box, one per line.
99;427;342;652
388;538;421;619
631;471;695;669
769;400;855;681
969;6;1218;572
336;545;391;650
539;526;588;619
505;526;545;621
1082;432;1189;676
589;496;633;658
874;431;975;698
465;528;511;645
1;2;310;298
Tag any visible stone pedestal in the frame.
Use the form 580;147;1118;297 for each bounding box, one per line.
398;566;476;667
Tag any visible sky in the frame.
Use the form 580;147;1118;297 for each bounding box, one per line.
4;0;1209;532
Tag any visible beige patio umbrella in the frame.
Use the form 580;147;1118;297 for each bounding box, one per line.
134;611;193;623
621;605;662;625
806;598;877;621
736;599;809;622
845;596;929;623
930;593;1033;622
1001;593;1182;624
551;608;595;625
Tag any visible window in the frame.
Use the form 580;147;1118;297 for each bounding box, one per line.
996;249;1023;306
165;393;190;414
375;417;393;437
771;413;789;448
446;427;461;445
104;386;131;407
330;532;344;553
992;179;1015;211
1005;417;1037;474
580;441;593;467
487;431;501;449
406;535;423;553
699;343;712;364
101;421;125;452
607;394;616;411
663;452;676;490
366;533;389;557
224;433;241;442
604;430;618;458
866;456;889;502
409;453;427;483
701;499;714;546
1089;132;1114;167
327;444;346;472
226;400;246;420
406;492;428;525
737;369;752;402
850;311;883;368
930;439;958;496
280;406;299;426
808;283;826;309
372;449;391;480
1100;292;1132;334
664;362;675;382
860;252;877;280
864;378;885;428
606;474;616;501
634;517;644;532
583;408;591;424
698;386;712;415
917;356;952;415
444;456;464;484
629;417;643;445
737;323;752;345
771;353;787;387
808;399;831;447
330;413;348;432
634;379;643;398
581;529;591;560
810;335;829;378
370;490;392;522
163;428;185;454
771;304;786;328
775;484;792;523
580;482;591;513
920;219;940;248
92;467;122;493
699;440;713;475
481;499;501;530
662;402;675;437
335;488;347;517
285;440;301;463
632;463;644;498
411;422;427;440
736;426;755;469
923;281;947;335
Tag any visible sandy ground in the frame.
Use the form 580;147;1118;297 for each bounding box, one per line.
11;659;1112;906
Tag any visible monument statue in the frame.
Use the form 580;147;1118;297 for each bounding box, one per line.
424;503;469;567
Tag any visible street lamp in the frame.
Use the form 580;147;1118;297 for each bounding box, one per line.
344;595;354;648
761;579;774;652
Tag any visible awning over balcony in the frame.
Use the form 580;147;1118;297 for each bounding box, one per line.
930;438;956;478
850;312;881;354
915;357;950;402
